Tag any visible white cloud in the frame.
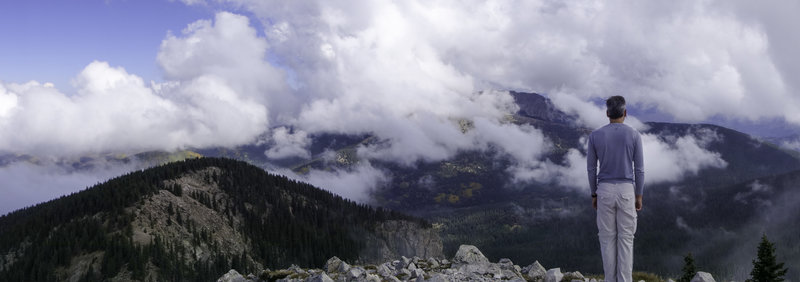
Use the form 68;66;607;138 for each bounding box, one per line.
0;12;271;156
530;129;728;192
641;132;728;184
5;0;800;207
223;0;800;125
549;91;647;131
300;161;390;203
265;127;311;159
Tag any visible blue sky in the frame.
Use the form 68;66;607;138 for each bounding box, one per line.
0;0;213;92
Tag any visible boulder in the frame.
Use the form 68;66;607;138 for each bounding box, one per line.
458;262;504;279
452;245;489;265
365;273;381;282
426;273;450;282
545;268;563;282
498;258;515;270
217;269;246;282
402;256;412;267
523;261;547;280
324;256;350;273
377;262;395;278
346;267;364;279
400;268;412;278
427;257;440;269
411;268;425;279
306;273;334;282
563;271;585;281
690;272;716;282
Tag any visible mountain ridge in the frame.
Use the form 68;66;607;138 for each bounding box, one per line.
0;157;442;281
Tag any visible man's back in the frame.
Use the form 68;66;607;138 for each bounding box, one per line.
586;123;644;196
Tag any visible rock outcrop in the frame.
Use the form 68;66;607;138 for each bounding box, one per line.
690;272;716;282
218;244;723;282
218;245;590;282
359;220;444;264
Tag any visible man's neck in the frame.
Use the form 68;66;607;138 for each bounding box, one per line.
609;118;625;124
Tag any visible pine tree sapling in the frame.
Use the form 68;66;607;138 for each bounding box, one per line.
679;252;697;282
749;234;788;282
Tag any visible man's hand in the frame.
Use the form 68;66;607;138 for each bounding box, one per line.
635;195;643;211
592;197;597;210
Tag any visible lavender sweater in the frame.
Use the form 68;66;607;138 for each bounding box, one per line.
586;123;644;196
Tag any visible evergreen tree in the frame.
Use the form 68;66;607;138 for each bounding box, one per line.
749;234;788;282
678;252;697;282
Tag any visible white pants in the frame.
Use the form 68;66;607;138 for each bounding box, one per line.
596;182;637;282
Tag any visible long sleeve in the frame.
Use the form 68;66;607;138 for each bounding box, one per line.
633;132;644;195
587;134;598;195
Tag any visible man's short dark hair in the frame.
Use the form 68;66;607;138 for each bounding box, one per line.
606;96;626;119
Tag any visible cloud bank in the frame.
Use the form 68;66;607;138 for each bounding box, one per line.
4;0;795;206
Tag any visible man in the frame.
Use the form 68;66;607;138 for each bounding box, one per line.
587;96;644;282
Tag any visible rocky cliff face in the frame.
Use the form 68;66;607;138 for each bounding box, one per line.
359;220;444;264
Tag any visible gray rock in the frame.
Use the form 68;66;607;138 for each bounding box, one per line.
458;262;503;279
425;273;450;282
502;269;524;280
498;258;515;270
413;256;423;264
347;267;364;279
545;268;563;282
452;245;489;265
402;256;412;267
408;262;418;271
306;273;334;282
365;273;381;282
691;272;716;282
325;256;350;273
427;257;440;269
377;262;395;278
563;271;585;281
400;268;412;278
667;279;676;282
523;261;547;280
217;269;246;282
289;264;303;272
411;268;426;279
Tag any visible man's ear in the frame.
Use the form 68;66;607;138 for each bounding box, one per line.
623;109;627;117
606;110;611;118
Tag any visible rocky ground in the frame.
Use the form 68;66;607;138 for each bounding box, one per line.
217;245;718;282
